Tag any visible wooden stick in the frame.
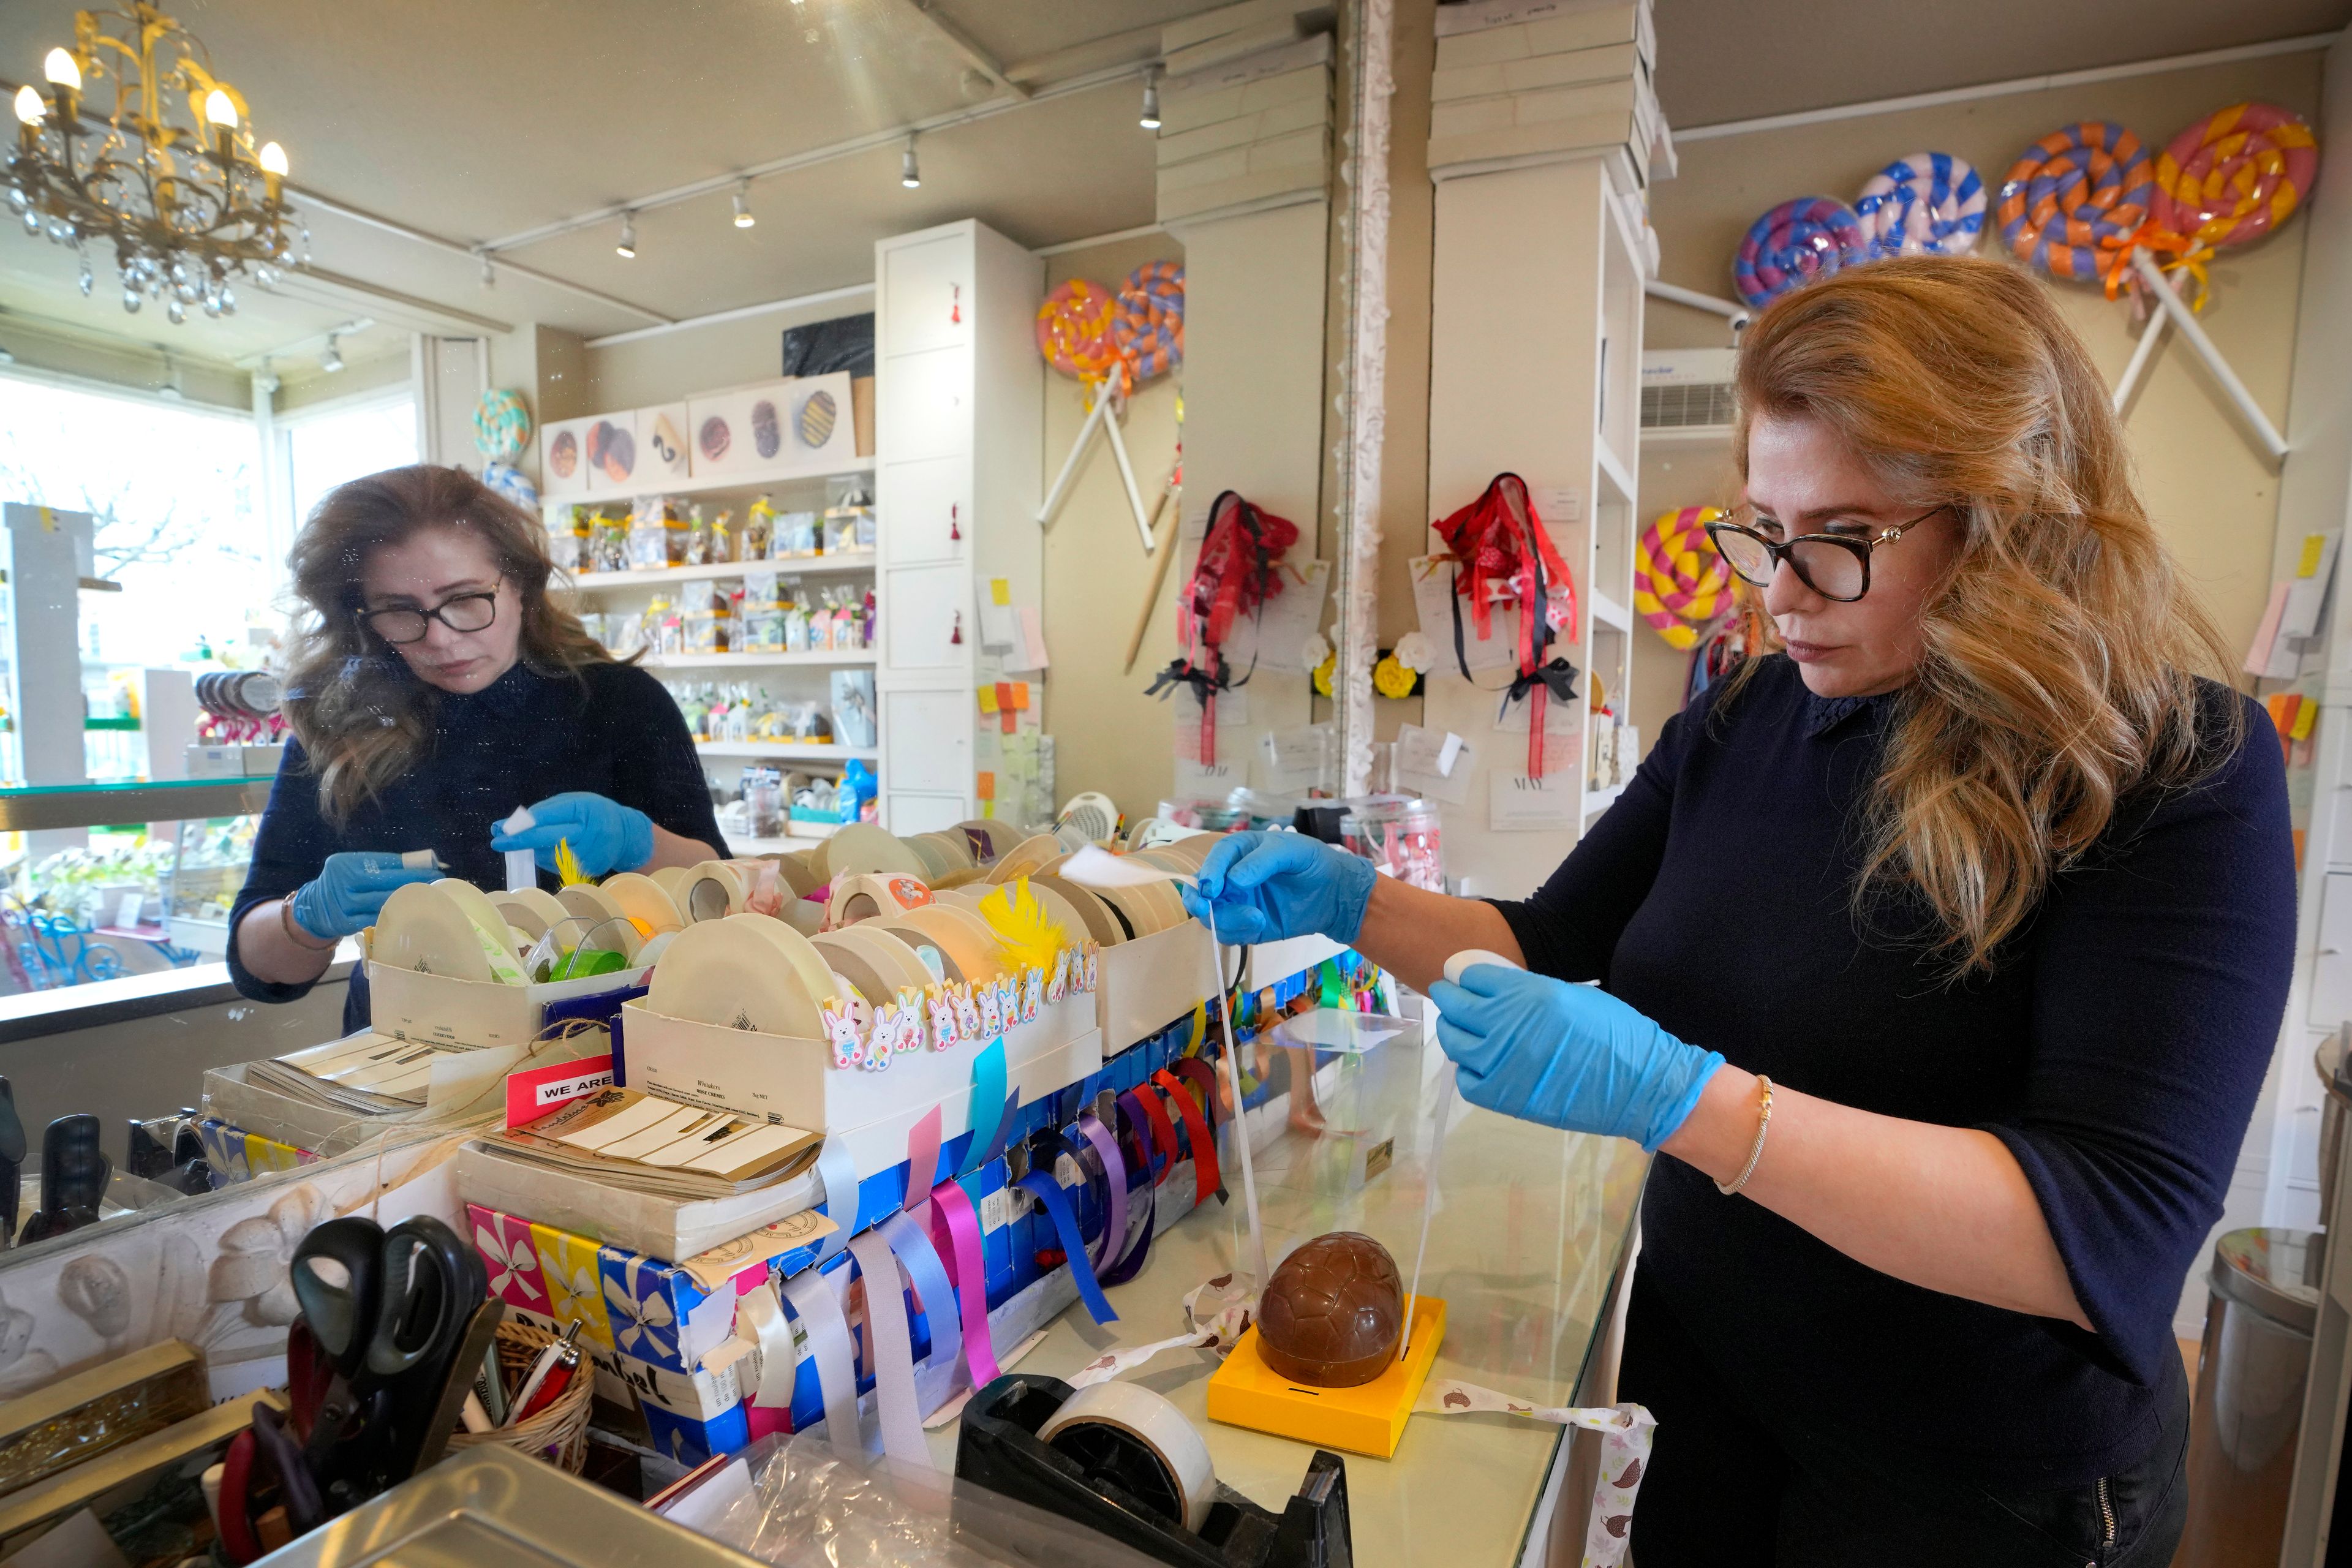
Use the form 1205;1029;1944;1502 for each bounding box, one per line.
1121;475;1183;674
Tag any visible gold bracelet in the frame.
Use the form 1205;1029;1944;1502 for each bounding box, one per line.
1715;1074;1774;1196
279;897;339;954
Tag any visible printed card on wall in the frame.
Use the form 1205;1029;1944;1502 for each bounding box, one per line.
580;410;643;496
783;372;858;475
1261;723;1334;794
1490;769;1577;832
541;417;595;500
1174;759;1247;798
685;390;756;479
1396;723;1476;806
1410;554;1516;674
1223;560;1331;672
639;403;691;481
1492;685;1581;736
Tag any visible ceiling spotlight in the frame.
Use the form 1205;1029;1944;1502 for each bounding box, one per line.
616;212;637;258
900;138;921;190
1140;68;1162;130
320;332;343;374
732;180;755;229
478;251;495;287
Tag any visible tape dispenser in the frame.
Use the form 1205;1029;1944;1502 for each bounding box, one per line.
957;1374;1352;1568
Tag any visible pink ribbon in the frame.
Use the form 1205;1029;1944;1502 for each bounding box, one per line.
926;1178;1001;1387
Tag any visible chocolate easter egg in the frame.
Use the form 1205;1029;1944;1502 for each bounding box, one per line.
700;415;731;462
1256;1231;1404;1387
548;429;578;478
799;388;837;448
752;399;782;459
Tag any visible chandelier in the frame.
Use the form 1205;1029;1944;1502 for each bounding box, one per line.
6;2;303;323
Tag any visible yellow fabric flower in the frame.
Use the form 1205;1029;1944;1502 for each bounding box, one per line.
1312;652;1336;697
1373;653;1415;699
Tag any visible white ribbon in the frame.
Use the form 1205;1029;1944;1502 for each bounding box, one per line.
732;1279;797;1411
782;1264;861;1462
846;1231;933;1469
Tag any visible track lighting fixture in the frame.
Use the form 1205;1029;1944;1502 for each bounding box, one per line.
616;212;637;258
901;137;921;189
733;180;755;228
1141;68;1162;129
320;332;343;374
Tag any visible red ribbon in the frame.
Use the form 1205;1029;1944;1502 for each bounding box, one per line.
1434;474;1578;777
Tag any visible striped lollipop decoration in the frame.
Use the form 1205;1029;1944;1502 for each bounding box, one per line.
1732;197;1869;307
1634;507;1733;650
1035;279;1122;384
1854;153;1985;260
1996;121;2154;293
2152;102;2319;254
1112;262;1184;380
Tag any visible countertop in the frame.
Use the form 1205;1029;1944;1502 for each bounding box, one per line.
925;1032;1650;1568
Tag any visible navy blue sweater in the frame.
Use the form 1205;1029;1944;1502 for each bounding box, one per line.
1494;654;2294;1486
228;660;726;1035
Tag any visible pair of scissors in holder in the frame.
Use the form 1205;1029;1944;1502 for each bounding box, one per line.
219;1214;499;1562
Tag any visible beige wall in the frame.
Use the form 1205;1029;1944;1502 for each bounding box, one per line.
1643;51;2323;687
1040;235;1186;827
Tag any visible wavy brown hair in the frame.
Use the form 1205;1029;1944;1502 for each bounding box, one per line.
1729;255;2237;973
281;464;612;822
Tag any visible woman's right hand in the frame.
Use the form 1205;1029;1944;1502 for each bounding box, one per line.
288;852;442;941
1182;831;1377;944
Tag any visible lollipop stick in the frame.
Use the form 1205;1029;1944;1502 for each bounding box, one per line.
1037;394;1109;526
1121;471;1183;674
1207;902;1270;1288
1100;401;1156;552
2111;306;2168;416
2128;249;2287;465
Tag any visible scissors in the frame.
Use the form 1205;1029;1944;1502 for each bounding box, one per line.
218;1215;499;1562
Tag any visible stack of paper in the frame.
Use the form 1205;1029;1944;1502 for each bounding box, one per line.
244;1033;461;1117
488;1088;823;1200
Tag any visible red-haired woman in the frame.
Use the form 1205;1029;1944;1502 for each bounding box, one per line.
1188;257;2293;1565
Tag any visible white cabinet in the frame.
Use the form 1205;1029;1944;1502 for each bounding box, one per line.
2315;875;2352;1030
873;221;1043;830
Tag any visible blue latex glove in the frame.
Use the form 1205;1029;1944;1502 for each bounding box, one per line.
490;792;654;878
288;852;443;941
1427;964;1724;1151
1180;831;1378;945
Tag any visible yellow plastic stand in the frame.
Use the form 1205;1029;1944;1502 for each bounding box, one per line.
1204;1295;1446;1458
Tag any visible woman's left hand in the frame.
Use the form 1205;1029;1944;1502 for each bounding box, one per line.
491;792;654;878
1428;965;1724;1151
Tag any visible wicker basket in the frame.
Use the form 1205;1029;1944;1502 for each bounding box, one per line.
445;1318;595;1474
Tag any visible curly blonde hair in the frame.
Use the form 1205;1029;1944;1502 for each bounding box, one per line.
280;464;614;822
1730;256;2237;973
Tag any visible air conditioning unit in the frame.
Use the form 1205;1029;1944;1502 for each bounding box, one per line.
1640;348;1737;437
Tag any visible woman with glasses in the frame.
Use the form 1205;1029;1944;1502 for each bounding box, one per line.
1186;257;2291;1564
229;464;726;1033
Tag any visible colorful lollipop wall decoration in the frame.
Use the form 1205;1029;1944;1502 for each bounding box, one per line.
1634;507;1734;650
1853;153;1985;259
1035;266;1185;552
1732;197;1869;307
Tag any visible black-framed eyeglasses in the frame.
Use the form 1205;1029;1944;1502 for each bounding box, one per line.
360;589;500;645
1705;504;1951;604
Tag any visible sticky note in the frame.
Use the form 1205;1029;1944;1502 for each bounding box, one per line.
2294;698;2321;741
2301;535;2328;577
990;578;1012;607
977;687;999;714
976;771;995;801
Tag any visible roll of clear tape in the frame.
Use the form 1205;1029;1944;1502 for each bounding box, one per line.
1036;1380;1218;1535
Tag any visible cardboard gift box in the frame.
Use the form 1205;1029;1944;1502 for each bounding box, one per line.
366;958;645;1052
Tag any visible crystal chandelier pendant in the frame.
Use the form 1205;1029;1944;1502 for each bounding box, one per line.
9;4;301;326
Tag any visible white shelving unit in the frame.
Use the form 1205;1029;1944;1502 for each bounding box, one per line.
694;741;877;761
872;219;1044;833
639;652;875;672
561;551;875;591
541;456;873;515
1423;149;1647;897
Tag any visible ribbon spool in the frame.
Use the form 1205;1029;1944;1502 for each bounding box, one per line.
1732;197;1868;307
1633;507;1733;650
1853;153;1985;259
1112;263;1185;381
1036;1381;1218;1534
2152;101;2319;257
1995;121;2154;294
1036;280;1124;390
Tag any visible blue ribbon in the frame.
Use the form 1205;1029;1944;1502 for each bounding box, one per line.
1016;1167;1118;1323
959;1039;1009;1178
813;1139;859;1264
877;1210;962;1373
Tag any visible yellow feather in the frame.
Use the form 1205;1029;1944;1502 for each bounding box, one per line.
554;839;587;888
977;877;1066;972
